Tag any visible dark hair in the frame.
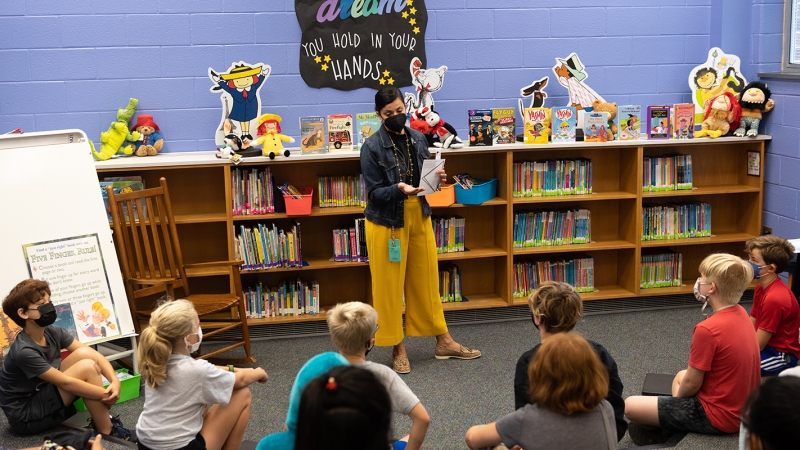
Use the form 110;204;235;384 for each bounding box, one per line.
374;87;402;113
693;67;717;87
743;376;800;450
294;366;392;450
3;279;51;327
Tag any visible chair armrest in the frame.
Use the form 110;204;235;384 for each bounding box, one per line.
183;260;244;269
129;277;176;286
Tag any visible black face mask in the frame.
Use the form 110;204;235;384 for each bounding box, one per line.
383;114;406;134
32;302;57;327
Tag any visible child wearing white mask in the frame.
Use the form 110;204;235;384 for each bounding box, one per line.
136;299;268;450
624;254;761;445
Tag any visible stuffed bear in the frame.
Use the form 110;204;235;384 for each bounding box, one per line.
734;81;774;137
592;100;618;141
409;106;464;149
130;114;164;157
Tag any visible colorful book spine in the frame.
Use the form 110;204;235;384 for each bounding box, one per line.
640;251;683;288
512;257;595;298
431;216;465;254
438;264;463;303
642;155;693;191
234;222;302;270
641;202;711;240
332;218;369;262
512;159;592;198
242;279;320;318
231;167;275;216
513;209;591;248
317;175;367;208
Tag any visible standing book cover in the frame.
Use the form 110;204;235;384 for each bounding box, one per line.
355;112;381;149
468;109;493;146
583;112;608;143
672;103;694;139
551;106;577;143
300;117;326;154
523;108;551;144
647;105;671;139
491;108;516;144
327;114;353;152
618;105;642;140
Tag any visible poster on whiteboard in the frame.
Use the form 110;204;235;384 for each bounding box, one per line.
22;233;122;344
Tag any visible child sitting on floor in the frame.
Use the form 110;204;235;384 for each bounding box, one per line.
0;279;133;440
135;299;268;450
745;235;800;375
514;281;627;441
327;302;430;450
624;253;761;445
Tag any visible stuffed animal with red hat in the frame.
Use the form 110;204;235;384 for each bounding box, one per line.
130;114;164;157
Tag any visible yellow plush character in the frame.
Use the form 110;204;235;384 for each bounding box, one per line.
255;113;295;159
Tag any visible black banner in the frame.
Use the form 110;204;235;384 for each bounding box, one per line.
295;0;427;91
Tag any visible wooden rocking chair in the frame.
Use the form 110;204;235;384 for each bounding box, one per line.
107;177;254;364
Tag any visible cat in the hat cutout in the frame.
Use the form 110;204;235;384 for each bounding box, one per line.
209;61;270;146
404;57;447;113
552;53;604;112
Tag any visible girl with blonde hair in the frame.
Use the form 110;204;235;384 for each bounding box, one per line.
135;300;268;450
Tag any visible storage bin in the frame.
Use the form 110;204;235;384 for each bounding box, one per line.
74;368;140;411
284;187;313;216
426;183;455;207
454;178;497;205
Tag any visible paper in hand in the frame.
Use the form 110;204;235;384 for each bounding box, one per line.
417;158;445;196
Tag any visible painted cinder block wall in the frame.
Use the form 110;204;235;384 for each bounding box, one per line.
0;0;795;237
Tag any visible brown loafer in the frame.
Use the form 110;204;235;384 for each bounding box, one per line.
393;354;411;374
434;344;482;360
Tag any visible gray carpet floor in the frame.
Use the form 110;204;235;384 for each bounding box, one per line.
0;305;745;449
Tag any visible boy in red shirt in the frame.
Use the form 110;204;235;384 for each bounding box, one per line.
624;253;760;445
745;235;800;375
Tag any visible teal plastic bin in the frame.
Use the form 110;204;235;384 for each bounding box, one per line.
454;178;497;205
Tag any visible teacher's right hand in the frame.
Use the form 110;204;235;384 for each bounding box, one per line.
398;182;424;196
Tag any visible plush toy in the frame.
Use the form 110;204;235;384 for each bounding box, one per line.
130;114;163;157
734;81;774;137
409;106;464;149
695;92;742;139
215;119;244;164
255;113;294;159
592;99;618;141
90;98;140;161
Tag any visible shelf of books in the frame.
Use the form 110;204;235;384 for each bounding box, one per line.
95;135;767;327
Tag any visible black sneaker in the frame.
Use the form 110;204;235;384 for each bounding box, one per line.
108;415;137;443
628;423;672;446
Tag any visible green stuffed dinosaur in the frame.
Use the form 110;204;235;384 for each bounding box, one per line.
90;98;141;161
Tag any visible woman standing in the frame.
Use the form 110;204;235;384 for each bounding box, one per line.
360;87;481;373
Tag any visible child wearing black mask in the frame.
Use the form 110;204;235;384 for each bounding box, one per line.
0;279;135;441
359;87;481;375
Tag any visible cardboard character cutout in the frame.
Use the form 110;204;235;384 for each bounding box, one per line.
688;47;746;124
517;76;549;129
209;62;271;146
404;57;447;113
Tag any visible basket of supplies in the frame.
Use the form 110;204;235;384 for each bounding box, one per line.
283;187;313;216
426;183;456;207
454;178;497;205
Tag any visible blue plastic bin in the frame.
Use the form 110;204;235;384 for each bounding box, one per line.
454;178;497;205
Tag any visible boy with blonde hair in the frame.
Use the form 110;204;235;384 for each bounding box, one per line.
327;302;430;450
514;281;626;441
625;253;760;445
745;235;800;375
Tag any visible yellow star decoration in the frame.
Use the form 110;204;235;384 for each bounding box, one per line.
410;7;417;14
324;55;331;62
379;78;386;85
409;18;416;25
413;26;420;34
314;56;321;63
382;70;390;77
407;0;412;5
321;63;329;71
387;77;395;85
402;11;408;18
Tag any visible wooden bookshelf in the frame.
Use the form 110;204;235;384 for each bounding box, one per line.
96;135;768;326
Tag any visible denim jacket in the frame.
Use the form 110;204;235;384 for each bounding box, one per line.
360;125;432;228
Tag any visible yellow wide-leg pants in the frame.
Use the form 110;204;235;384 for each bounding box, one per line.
366;197;448;347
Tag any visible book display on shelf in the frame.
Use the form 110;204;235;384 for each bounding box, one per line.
618;105;642;141
647;105;671;139
243;279;320;318
512;159;592;198
99;177;144;221
232;167;275;215
439;264;462;303
513;209;591;248
332;218;368;262
327;114;354;152
317;175;366;208
469;109;493;146
356;112;381;149
642;155;693;191
492;108;516;144
672;103;695;139
551;106;577;143
300;116;327;154
432;216;465;254
95;135;768;327
513;257;595;298
640;251;683;288
583;111;608;143
641;202;711;240
523;108;551;144
234;222;303;270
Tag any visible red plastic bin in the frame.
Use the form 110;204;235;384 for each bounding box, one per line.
284;187;313;216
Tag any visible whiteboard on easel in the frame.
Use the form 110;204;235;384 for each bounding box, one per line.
0;130;135;346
